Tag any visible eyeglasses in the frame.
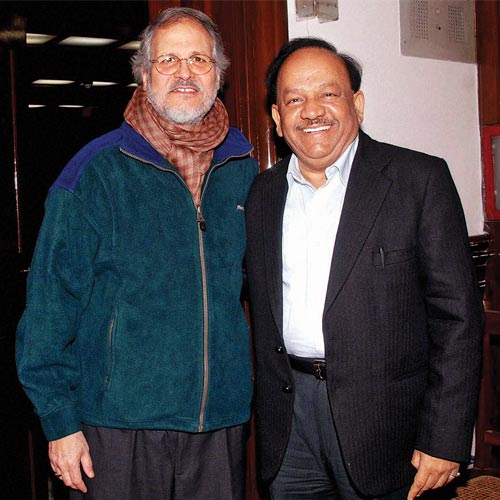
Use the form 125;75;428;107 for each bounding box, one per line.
150;54;215;75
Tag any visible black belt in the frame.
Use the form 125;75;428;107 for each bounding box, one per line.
289;355;327;380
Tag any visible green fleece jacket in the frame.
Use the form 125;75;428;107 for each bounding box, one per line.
16;122;258;441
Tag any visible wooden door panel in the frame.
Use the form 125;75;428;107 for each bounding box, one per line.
147;3;288;498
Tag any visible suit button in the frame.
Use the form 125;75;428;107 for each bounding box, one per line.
282;385;293;393
275;345;285;353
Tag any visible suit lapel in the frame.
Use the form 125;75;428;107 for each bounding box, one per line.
324;132;392;313
262;159;289;337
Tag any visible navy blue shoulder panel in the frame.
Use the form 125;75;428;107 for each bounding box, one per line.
214;127;253;164
50;123;165;193
51;126;125;193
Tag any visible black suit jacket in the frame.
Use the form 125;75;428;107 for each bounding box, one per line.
245;131;484;496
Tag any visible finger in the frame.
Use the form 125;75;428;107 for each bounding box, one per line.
66;467;88;493
408;474;426;499
408;470;438;499
59;473;71;488
49;455;68;477
51;464;65;481
407;483;420;500
446;470;461;484
80;450;95;479
432;471;452;489
58;460;86;493
410;450;421;470
50;457;63;476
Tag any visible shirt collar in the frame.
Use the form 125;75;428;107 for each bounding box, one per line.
287;134;359;188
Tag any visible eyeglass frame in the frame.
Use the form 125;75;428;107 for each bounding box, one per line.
149;54;216;75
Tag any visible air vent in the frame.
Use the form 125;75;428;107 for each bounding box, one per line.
400;0;475;63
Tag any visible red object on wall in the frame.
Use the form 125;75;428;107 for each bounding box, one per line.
482;124;500;220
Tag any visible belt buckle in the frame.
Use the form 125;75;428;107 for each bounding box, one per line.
313;360;325;380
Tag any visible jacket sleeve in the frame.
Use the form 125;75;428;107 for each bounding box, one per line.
414;159;484;462
16;187;100;441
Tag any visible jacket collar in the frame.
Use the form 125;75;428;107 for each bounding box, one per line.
119;122;253;168
262;130;394;332
323;129;393;313
52;121;253;194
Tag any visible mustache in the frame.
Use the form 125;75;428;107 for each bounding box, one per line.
296;118;334;130
166;78;202;92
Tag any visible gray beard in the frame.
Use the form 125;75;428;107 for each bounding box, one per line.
147;89;218;125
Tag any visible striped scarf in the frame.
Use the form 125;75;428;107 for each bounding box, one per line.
124;87;229;205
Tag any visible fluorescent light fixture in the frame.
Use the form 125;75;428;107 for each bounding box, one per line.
59;105;85;108
59;36;117;47
91;81;118;87
28;104;47;108
127;82;139;87
27;33;56;45
119;40;140;50
33;79;75;85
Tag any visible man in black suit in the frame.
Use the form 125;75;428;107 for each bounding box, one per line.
245;37;484;500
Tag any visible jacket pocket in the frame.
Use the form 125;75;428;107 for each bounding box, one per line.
104;309;117;388
372;246;416;268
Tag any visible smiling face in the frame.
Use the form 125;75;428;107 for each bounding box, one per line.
141;18;220;126
272;48;364;185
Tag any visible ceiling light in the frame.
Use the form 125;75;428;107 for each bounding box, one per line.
59;36;117;47
28;104;47;108
33;79;75;85
119;40;140;50
27;33;56;45
91;81;118;87
59;105;85;108
127;83;139;87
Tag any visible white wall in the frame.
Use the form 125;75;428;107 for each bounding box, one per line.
286;0;484;235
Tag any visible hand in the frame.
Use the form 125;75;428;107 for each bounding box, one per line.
407;450;460;500
49;431;95;493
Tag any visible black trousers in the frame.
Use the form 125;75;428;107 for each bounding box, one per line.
270;369;409;500
69;423;247;500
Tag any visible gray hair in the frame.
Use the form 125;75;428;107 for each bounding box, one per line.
131;7;230;87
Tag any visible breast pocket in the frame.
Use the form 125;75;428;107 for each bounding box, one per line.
372;247;416;268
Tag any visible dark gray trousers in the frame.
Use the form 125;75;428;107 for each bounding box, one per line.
69;423;247;500
269;369;409;500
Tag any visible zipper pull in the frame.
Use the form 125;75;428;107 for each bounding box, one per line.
197;205;207;232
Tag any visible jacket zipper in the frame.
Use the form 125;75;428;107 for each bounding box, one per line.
194;169;217;432
196;204;209;431
120;148;226;432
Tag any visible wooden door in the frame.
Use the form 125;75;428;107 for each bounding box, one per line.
147;2;288;498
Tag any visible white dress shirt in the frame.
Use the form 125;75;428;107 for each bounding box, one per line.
282;136;359;358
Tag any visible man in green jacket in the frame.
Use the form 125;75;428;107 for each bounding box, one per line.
16;7;257;500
